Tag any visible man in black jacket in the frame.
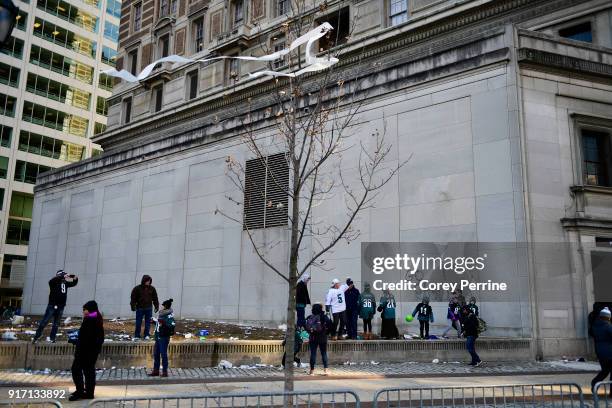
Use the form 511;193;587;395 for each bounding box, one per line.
130;275;159;340
69;300;104;401
33;270;78;343
344;278;361;340
461;308;482;366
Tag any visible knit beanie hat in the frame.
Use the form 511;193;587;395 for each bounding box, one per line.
83;300;99;312
600;307;611;318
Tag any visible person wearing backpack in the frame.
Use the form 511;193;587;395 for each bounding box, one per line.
412;296;434;339
461;307;482;366
442;296;461;338
378;289;399;339
148;298;175;377
305;303;331;375
359;283;376;340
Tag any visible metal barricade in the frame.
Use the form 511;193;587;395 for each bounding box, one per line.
594;381;612;407
0;400;63;408
372;383;585;408
87;389;361;407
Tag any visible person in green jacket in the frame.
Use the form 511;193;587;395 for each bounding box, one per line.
358;283;376;340
378;289;399;339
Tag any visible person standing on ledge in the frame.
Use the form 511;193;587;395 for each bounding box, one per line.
359;283;376;340
325;278;352;340
591;307;612;397
296;273;311;329
149;298;175;378
378;289;399;339
130;274;159;340
344;278;361;340
32;270;78;344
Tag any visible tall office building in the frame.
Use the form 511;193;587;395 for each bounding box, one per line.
0;0;120;307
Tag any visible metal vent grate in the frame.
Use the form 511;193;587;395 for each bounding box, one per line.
243;152;289;230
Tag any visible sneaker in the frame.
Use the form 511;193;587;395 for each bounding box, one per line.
475;361;483;367
161;371;168;377
323;368;329;376
68;393;82;402
31;337;38;344
132;337;140;342
147;370;159;377
144;336;150;340
308;369;315;376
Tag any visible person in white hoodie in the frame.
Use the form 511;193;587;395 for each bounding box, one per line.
325;278;353;340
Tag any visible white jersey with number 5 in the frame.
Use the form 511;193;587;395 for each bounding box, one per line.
326;284;349;313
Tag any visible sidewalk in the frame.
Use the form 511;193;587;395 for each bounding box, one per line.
0;360;599;386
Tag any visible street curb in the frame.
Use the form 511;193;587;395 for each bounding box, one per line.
0;369;599;387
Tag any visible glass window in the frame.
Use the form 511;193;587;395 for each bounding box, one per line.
152;85;163;112
583;129;611;186
226;58;239;85
106;0;122;19
0;156;8;178
15;10;28;30
22;101;89;137
33;17;97;58
187;70;198;100
0;93;17;117
0;188;4;211
559;22;592;43
233;0;243;25
99;73;113;91
94;122;107;135
277;0;288;16
0;125;12;148
10;192;33;218
96;96;108;116
104;21;119;41
389;0;408;26
102;46;118;66
6;219;31;245
0;62;20;87
29;45;94;85
36;0;98;33
123;98;132;124
1;37;25;59
25;73;91;109
128;49;138;74
14;161;52;184
133;2;142;31
193;18;204;53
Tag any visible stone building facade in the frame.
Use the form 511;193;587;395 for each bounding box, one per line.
21;0;612;358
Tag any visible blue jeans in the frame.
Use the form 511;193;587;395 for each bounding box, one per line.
35;305;64;341
296;305;306;328
153;336;170;371
466;336;480;364
309;340;328;370
135;308;153;338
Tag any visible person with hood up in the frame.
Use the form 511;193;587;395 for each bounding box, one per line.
412;296;434;339
69;300;104;401
591;307;612;396
130;274;159;340
344;278;361;340
358;283;376;340
149;298;175;377
296;273;311;328
33;270;78;343
305;303;332;375
378;289;399;339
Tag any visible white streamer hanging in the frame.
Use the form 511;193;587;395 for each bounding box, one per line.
102;23;340;83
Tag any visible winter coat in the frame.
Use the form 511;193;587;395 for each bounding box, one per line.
307;312;332;344
379;295;396;319
358;292;376;320
130;275;159;311
75;312;104;364
592;318;612;361
447;302;461;321
462;314;479;338
48;276;78;308
296;281;311;306
155;308;174;339
412;303;434;322
345;287;361;312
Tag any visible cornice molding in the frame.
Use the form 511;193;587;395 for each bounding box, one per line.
518;48;612;79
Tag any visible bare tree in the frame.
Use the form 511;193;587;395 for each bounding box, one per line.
217;0;405;392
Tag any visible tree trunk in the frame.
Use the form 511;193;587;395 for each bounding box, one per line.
284;272;297;393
